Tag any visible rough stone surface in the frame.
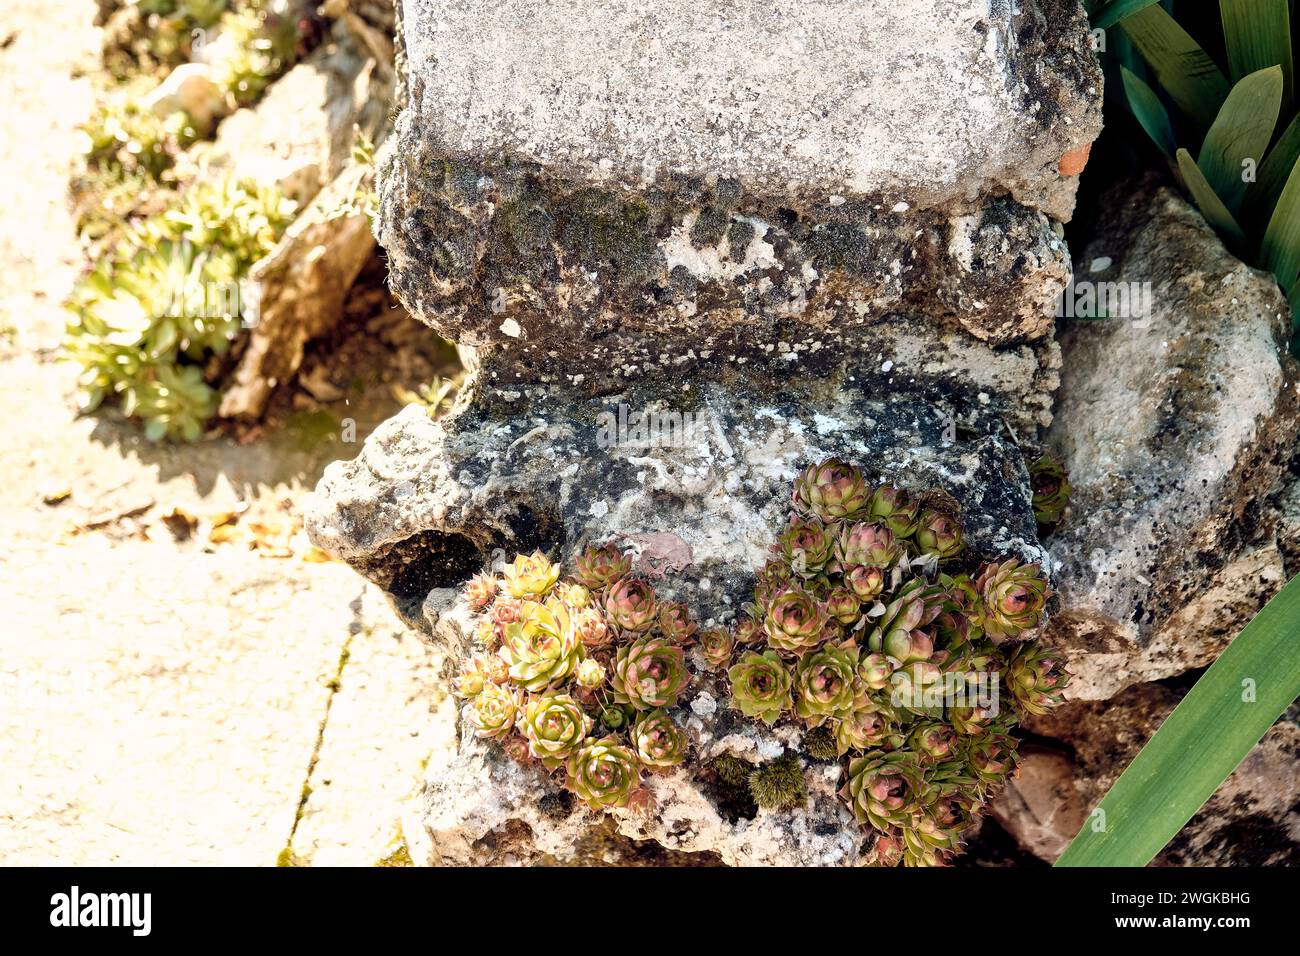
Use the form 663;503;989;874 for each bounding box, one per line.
205;31;386;205
399;0;1099;217
998;685;1300;866
1046;181;1300;700
309;381;1048;633
220;162;377;421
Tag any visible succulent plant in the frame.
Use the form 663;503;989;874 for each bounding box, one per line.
793;640;863;725
733;614;762;645
906;777;980;865
573;606;611;648
468;683;521;741
502;600;583;691
501;550;562;599
868;484;921;538
521;693;593;767
603;577;659;633
793;458;871;521
452;657;486;699
576;658;606;689
860;828;906;867
841;751;925;831
908;721;958;762
573;543;632;591
631;709;690;769
845;564;886;602
763;585;829;656
964;732;1019;788
856;652;895;691
836;521;902;570
1006;643;1069;716
612;635;689;710
657;601;698;643
554;582;592;608
464;572;498;611
833;705;892;755
823;588;862;627
974;559;1050;641
599;704;629;731
779;518;837;576
727;650;793;725
698;628;735;670
566;736;642;810
867;579;950;664
914;509;964;560
747;752;808;810
1029;454;1072;526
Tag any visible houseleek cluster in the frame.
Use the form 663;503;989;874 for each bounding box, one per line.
454;457;1069;865
724;457;1068;866
455;546;695;811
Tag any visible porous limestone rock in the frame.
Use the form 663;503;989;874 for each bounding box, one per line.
308;0;1105;864
992;685;1300;866
1045;181;1300;700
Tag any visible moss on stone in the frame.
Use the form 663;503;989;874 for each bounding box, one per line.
748;751;808;811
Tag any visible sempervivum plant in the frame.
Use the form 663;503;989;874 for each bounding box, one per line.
613;635;690;710
631;710;690;769
457;456;1066;865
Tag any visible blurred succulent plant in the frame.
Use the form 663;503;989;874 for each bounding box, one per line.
1029;454;1072;526
502;551;562;599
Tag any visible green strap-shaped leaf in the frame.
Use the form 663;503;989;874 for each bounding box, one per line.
1197;66;1283;210
1121;65;1178;155
1220;0;1293;111
1093;0;1162;30
1261;151;1300;290
1120;5;1231;126
1245;113;1300;226
1176;148;1248;246
1057;574;1300;867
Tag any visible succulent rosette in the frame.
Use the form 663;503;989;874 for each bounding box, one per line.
733;614;762;645
612;635;689;710
868;579;949;663
699;628;735;670
793;457;871;521
908;721;958;762
554;581;592;608
566;736;642;810
727;650;793;724
857;652;895;690
573;606;611;648
779;518;836;576
657;601;698;643
576;658;606;688
763;585;829;655
467;683;521;740
1006;643;1069;715
502;600;583;691
964;732;1019;787
974;559;1050;641
603;576;659;633
914;509;964;560
464;572;498;611
841;751;925;831
599;704;629;731
845;564;886;602
861;828;907;867
521;692;593;767
824;588;861;626
868;484;921;537
452;657;486;699
1029;454;1072;526
631;709;690;769
906;779;980;864
836;521;901;570
573;543;633;591
793;640;863;725
501;550;562;599
834;705;892;754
